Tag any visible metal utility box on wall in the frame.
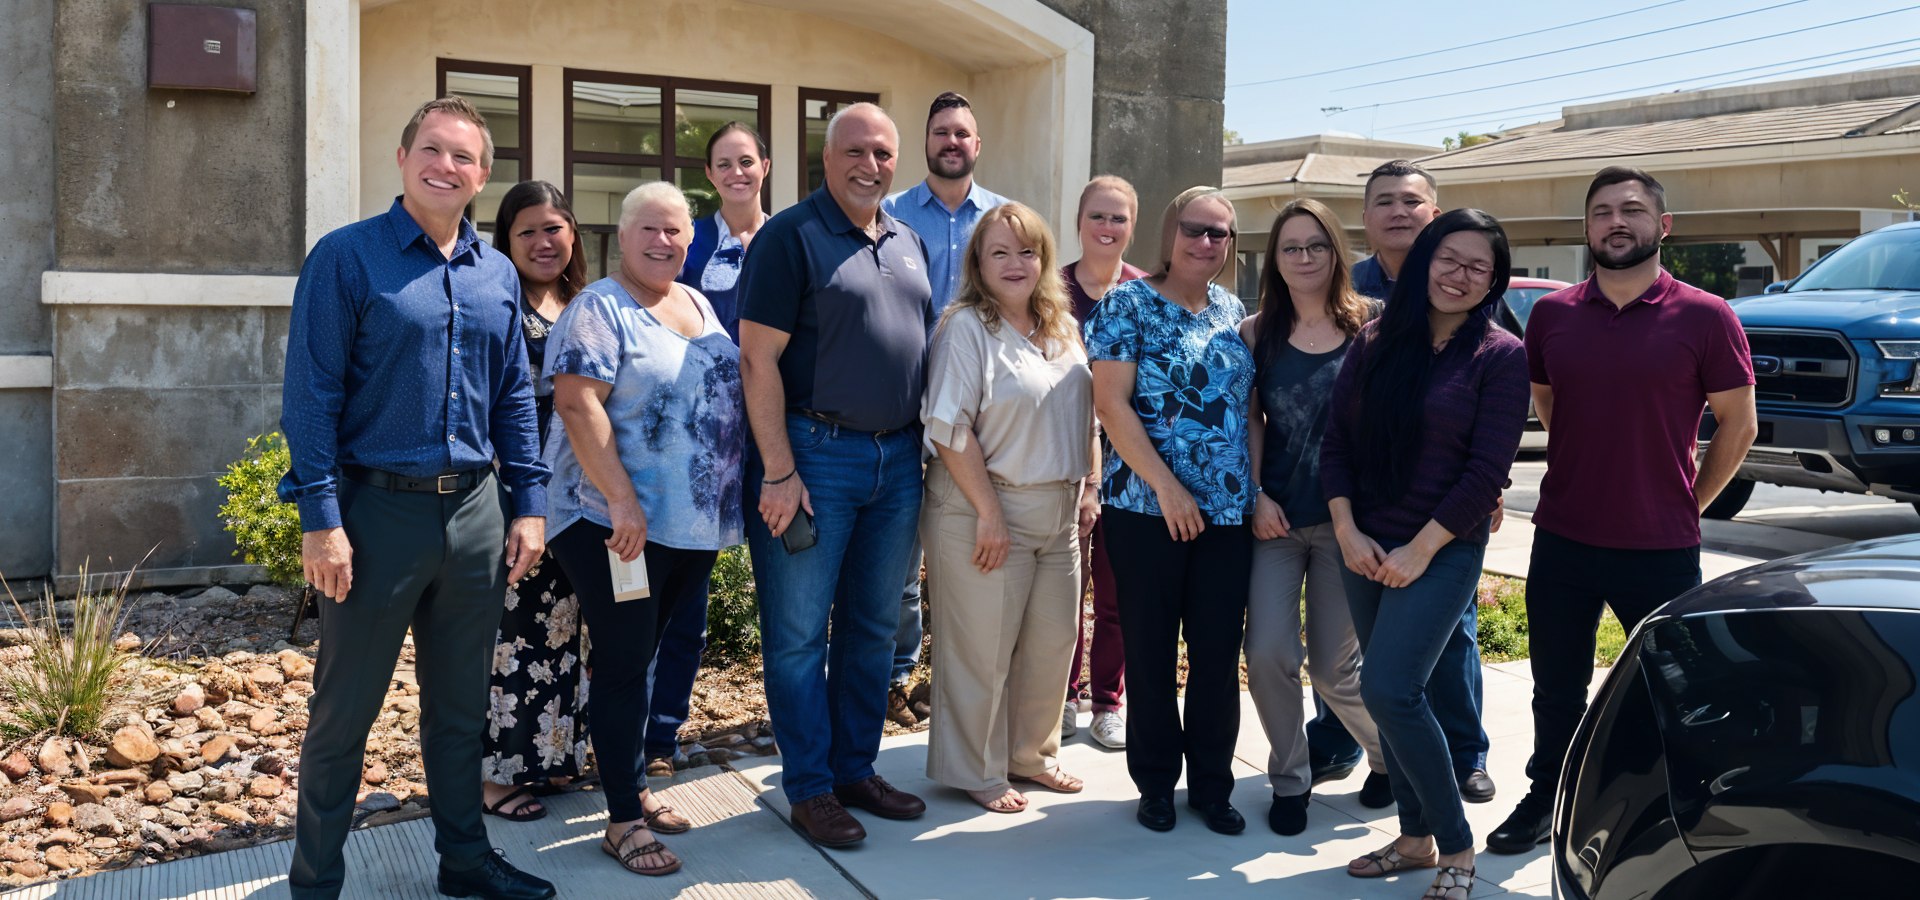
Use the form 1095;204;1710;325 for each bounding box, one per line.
148;4;257;93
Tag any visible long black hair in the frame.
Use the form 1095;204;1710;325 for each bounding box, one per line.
492;180;588;303
1354;208;1512;500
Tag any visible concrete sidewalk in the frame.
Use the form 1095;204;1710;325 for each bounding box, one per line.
1483;509;1764;581
6;664;1561;900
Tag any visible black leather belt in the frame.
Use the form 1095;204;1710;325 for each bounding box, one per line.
342;465;485;494
792;408;910;437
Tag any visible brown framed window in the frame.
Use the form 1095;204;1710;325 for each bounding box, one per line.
437;59;532;235
797;88;880;203
565;69;771;279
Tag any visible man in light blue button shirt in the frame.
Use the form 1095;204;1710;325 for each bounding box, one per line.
884;91;1009;315
880;91;1009;723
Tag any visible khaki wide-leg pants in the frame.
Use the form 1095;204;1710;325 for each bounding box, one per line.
922;462;1083;791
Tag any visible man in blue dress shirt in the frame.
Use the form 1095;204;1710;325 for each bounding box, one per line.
278;97;554;900
879;91;1008;723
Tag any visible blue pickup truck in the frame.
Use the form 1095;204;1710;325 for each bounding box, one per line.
1701;220;1920;519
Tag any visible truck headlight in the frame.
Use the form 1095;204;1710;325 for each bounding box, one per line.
1877;341;1920;359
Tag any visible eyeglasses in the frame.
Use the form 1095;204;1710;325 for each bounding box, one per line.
1278;243;1332;260
1177;221;1235;242
1433;253;1494;280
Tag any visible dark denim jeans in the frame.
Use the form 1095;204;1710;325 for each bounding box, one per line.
1343;537;1488;856
1308;604;1488;778
746;413;922;803
642;588;709;760
890;539;925;686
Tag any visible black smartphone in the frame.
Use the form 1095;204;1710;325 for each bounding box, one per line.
782;508;818;554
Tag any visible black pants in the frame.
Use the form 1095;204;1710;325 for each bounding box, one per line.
548;522;716;823
291;471;507;899
1101;507;1252;806
1521;527;1699;800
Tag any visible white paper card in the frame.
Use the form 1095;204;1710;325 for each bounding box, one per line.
610;548;650;601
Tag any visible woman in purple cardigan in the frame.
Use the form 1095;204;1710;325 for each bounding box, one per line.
1321;209;1528;900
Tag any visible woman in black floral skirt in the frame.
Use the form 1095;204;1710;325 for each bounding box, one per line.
478;181;593;821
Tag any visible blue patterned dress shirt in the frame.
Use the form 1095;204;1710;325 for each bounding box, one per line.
279;198;549;531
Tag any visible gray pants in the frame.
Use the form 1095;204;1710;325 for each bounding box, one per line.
288;471;508;899
1245;522;1384;796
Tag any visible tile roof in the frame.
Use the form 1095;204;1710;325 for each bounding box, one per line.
1222;153;1399;189
1419;95;1920;170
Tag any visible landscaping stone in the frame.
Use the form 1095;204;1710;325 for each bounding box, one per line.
73;804;119;835
43;802;73;828
41;845;89;871
143;782;173;804
0;797;34;822
199;735;238;765
210;803;252;825
105;724;162;768
363;762;388;785
37;738;72;779
164;772;205;794
9;860;48;879
58;782;111;805
171;683;206;716
0;753;30;781
248;776;282;799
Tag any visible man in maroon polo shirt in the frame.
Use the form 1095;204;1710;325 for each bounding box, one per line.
1486;166;1757;854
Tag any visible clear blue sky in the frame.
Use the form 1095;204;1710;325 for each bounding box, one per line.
1225;0;1920;148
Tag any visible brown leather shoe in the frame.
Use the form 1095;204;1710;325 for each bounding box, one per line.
833;775;926;820
886;686;919;727
791;793;866;847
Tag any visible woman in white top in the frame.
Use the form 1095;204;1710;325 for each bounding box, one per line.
920;203;1099;813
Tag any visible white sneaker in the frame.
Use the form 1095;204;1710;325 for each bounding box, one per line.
1090;710;1126;749
1061;701;1079;737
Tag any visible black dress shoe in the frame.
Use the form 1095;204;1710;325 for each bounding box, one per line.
438;849;556;900
1267;792;1309;836
1486;795;1552;854
1309;751;1363;786
1188;800;1246;835
1358;771;1395;809
1460;768;1496;804
1136;796;1177;832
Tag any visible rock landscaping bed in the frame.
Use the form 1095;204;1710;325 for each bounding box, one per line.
0;583;821;888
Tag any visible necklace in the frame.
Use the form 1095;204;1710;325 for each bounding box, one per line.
1296;317;1332;349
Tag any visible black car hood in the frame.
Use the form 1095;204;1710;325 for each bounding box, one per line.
1649;533;1920;622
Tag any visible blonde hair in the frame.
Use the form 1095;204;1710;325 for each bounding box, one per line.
944;203;1078;356
1077;175;1139;221
401;97;494;168
1156;186;1236;280
617;181;691;235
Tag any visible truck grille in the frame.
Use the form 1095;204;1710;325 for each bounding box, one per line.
1746;328;1854;408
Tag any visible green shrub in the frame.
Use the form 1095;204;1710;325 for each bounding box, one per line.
217;432;306;588
704;545;759;665
1476;574;1626;666
2;563;141;737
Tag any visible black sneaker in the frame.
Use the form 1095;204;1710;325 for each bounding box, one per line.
1357;771;1395;809
437;849;556;900
1267;792;1309;836
1486;795;1553;854
1309;750;1363;786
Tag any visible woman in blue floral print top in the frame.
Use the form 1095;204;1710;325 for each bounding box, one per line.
1085;186;1257;836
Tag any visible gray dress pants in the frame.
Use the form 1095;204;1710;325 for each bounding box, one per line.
1245;522;1384;796
288;471;508;899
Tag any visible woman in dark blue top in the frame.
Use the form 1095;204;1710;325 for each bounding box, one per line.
1085;186;1255;836
1237;199;1390;837
677;122;769;344
478;181;596;824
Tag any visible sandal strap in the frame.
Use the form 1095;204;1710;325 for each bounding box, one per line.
617;840;670;864
642;804;679;822
485;785;538;814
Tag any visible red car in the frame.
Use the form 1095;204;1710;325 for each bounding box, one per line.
1502;277;1571;449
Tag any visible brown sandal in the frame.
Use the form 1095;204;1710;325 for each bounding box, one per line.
601;823;682;876
642;802;692;834
1347;841;1439;878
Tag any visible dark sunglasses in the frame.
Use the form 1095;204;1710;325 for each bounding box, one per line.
1177;221;1234;241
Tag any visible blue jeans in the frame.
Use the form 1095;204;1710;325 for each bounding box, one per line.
1343;537;1487;856
890;539;925;686
746;414;922;803
643;587;709;760
1309;604;1489;777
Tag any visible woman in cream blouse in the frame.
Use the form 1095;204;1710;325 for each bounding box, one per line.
920;203;1099;813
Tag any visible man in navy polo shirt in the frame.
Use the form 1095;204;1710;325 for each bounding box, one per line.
880;91;1009;725
738;102;934;848
1323;159;1498;808
280;97;554;900
1487;166;1756;854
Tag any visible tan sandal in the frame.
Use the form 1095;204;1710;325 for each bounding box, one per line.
641;802;691;834
1010;769;1084;794
965;786;1027;813
1347;841;1438;878
601;823;681;876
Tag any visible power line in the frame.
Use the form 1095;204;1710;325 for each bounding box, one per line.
1380;38;1920;132
1375;50;1920;138
1338;0;1809;92
1336;5;1920;114
1226;0;1692;88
